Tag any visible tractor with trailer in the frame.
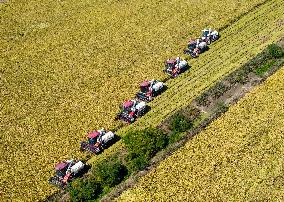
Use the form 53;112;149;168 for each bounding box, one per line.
48;160;85;189
116;99;148;123
80;129;115;155
136;80;166;102
164;57;189;77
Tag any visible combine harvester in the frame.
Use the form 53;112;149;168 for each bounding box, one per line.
184;39;208;58
201;28;219;44
48;160;86;189
80;129;115;155
136;80;166;102
116;99;149;123
164;57;189;78
184;28;219;58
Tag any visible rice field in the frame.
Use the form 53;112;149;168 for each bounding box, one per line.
118;66;284;201
0;0;282;201
89;0;284;163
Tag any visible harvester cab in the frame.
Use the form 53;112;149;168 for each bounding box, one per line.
201;28;219;43
116;99;148;123
202;28;211;38
188;39;197;50
48;160;85;189
55;161;69;178
136;80;165;101
87;131;100;145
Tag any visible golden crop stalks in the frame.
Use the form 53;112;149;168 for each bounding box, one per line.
118;67;284;201
0;0;281;201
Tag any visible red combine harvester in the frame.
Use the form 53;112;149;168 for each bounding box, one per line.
184;39;208;58
136;80;166;102
164;57;189;77
116;99;148;123
48;160;85;189
201;28;219;44
184;28;219;57
80;129;115;155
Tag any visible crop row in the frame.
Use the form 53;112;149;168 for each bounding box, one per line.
87;0;284;166
0;0;275;201
117;0;284;133
118;65;284;201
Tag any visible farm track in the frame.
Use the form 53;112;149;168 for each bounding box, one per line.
117;66;284;201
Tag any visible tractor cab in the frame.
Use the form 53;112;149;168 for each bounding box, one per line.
55;162;68;178
87;131;100;145
140;81;151;93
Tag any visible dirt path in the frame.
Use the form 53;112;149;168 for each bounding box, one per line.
100;39;284;202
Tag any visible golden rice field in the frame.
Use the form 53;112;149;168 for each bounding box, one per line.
0;0;282;201
118;66;284;201
89;0;284;162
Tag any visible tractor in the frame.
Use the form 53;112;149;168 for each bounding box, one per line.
48;160;85;189
136;80;165;102
80;129;115;155
184;39;208;58
201;28;219;44
164;57;189;77
116;99;148;123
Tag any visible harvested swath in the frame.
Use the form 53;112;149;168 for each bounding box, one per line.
0;0;277;201
118;67;284;201
91;0;284;164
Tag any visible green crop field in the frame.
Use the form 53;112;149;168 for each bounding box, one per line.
1;0;283;201
118;66;284;201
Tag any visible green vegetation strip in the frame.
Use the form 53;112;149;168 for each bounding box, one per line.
0;0;280;201
66;42;284;201
118;66;284;201
88;0;284;166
